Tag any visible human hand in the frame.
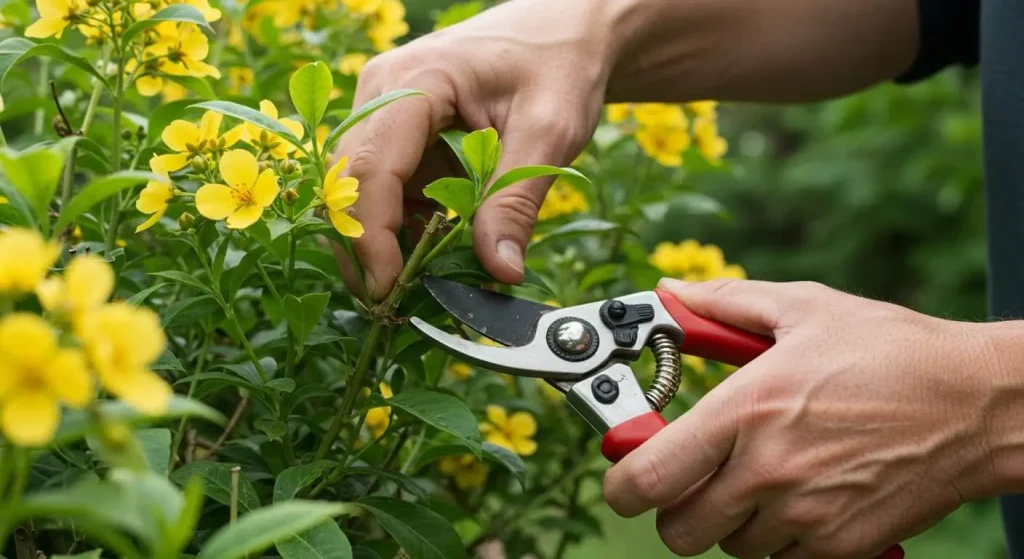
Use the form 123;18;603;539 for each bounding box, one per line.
331;0;636;300
604;277;1011;559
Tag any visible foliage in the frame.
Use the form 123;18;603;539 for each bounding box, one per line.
0;0;998;558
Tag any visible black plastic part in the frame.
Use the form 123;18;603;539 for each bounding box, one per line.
545;317;599;362
599;300;656;347
591;374;619;404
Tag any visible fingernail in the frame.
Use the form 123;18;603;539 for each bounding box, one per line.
657;277;688;290
496;239;524;274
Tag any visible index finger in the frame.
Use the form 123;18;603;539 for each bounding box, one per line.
603;376;742;518
332;71;455;300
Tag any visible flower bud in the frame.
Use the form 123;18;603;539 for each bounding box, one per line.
178;211;196;230
280;159;300;175
190;154;209;172
281;188;299;205
69;225;83;244
258;160;273;172
136;125;146;141
120;129;134;141
102;421;132;449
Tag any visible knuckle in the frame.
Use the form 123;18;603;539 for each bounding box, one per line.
523;105;583;147
484;189;542;227
656;514;706;557
347;146;385;179
780;501;824;531
625;453;671;509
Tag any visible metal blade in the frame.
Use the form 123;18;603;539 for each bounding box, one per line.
421;276;556;346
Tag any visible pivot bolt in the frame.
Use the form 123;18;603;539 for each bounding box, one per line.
555;320;592;354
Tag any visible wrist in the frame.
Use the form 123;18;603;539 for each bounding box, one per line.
969;320;1024;495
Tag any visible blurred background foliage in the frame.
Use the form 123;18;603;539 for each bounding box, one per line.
398;1;1004;557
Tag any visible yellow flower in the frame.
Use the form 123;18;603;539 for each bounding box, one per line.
115;238;127;248
537;178;588;221
649;240;737;282
78;303;171;415
134;23;219;96
135;158;174;233
25;0;87;39
448;362;471;380
692;116;727;164
156;110;244;171
180;0;221;22
303;124;329;154
243;100;305;159
339;53;369;76
606;103;631;124
439;454;488;490
161;81;188;103
0;196;7;204
479;405;537;456
719;263;746;279
365;382;393;439
195;149;280;229
35;254;113;333
320;156;364;237
636;125;690;167
0;228;60;294
687;100;718;119
228;67;255;94
366;0;408;51
633;104;686;128
344;0;381;15
0;314;91;446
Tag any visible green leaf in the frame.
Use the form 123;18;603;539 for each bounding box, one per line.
191;100;306;154
358;497;465;559
321;89;426;156
426;247;552;295
170;460;261;513
121;4;213;45
160;295;220;328
384;389;480;455
52;552;103;559
266;378;296;392
342;467;429;501
461;127;501;189
165;75;216;100
0;144;68;232
198;501;351;559
125;283;167;305
277;520;352;559
247;219;287;262
255;418;288;441
56;396;224;445
0;178;36;228
0;37;109;91
414;442;525;489
422;177;476;219
529;219;630;249
136;428;171;474
488;165;589;198
283;292;331;346
173;372;260;394
150;270;217;297
289;61;333;128
433;1;484;29
438;130;471;182
56;171;160;231
274;460;336;502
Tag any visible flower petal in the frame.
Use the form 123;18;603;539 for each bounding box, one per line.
1;387;59;446
42;348;92;407
252;170;280;207
195;184;236;220
280;118;305;140
219;149;258;188
66;255;114;311
325;156;348;185
325;189;358;212
507;411;537;438
226;204;264;229
484;432;515;453
328;210;364;238
485;405;507;429
198;111;222;143
220;124;245;148
512;437;537;457
152;153;190;173
35;277;65;313
162;120;200;152
135;74;164;97
136;182;173;214
135;210;165;233
24;17;67;39
102;369;171;415
0;313;56;370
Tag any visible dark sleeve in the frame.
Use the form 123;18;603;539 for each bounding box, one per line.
894;0;981;83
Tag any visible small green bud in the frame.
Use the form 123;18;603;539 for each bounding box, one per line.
178;211;196;230
258;160;273;172
280;159;300;175
282;188;299;205
136;125;146;141
190;154;209;172
120;129;133;141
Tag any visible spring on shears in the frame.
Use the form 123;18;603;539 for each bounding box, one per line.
644;333;682;411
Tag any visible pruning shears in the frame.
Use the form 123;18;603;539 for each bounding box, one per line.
411;277;905;559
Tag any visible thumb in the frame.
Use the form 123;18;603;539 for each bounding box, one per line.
657;277;796;337
472;101;588;284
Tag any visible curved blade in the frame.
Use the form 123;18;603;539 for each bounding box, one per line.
421;276;556;346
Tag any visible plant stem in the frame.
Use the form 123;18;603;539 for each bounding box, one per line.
226;308;268;382
34;59;49;135
254;260;283;304
314;213;446;462
0;446;30;549
421;219;462;268
399;428;427;474
104;61;125;254
170;331;213;472
229;466;240;524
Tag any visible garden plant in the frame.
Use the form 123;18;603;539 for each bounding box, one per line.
0;0;749;557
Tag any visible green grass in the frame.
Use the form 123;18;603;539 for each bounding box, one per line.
566;499;1007;559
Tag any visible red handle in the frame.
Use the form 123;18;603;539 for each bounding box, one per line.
655;288;774;367
601;411;667;462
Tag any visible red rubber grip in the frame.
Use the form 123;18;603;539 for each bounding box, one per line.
655;289;774;367
601;411;667;462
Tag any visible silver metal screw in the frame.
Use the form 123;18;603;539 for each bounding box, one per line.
555;320;592;354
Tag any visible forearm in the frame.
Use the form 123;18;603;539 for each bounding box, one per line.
973;320;1024;496
603;0;920;104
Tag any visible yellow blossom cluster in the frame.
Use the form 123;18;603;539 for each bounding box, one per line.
479;404;536;456
363;381;393;439
649;239;747;282
606;101;729;167
239;0;407;54
0;228;171;447
439;454;488;489
536;177;589;222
